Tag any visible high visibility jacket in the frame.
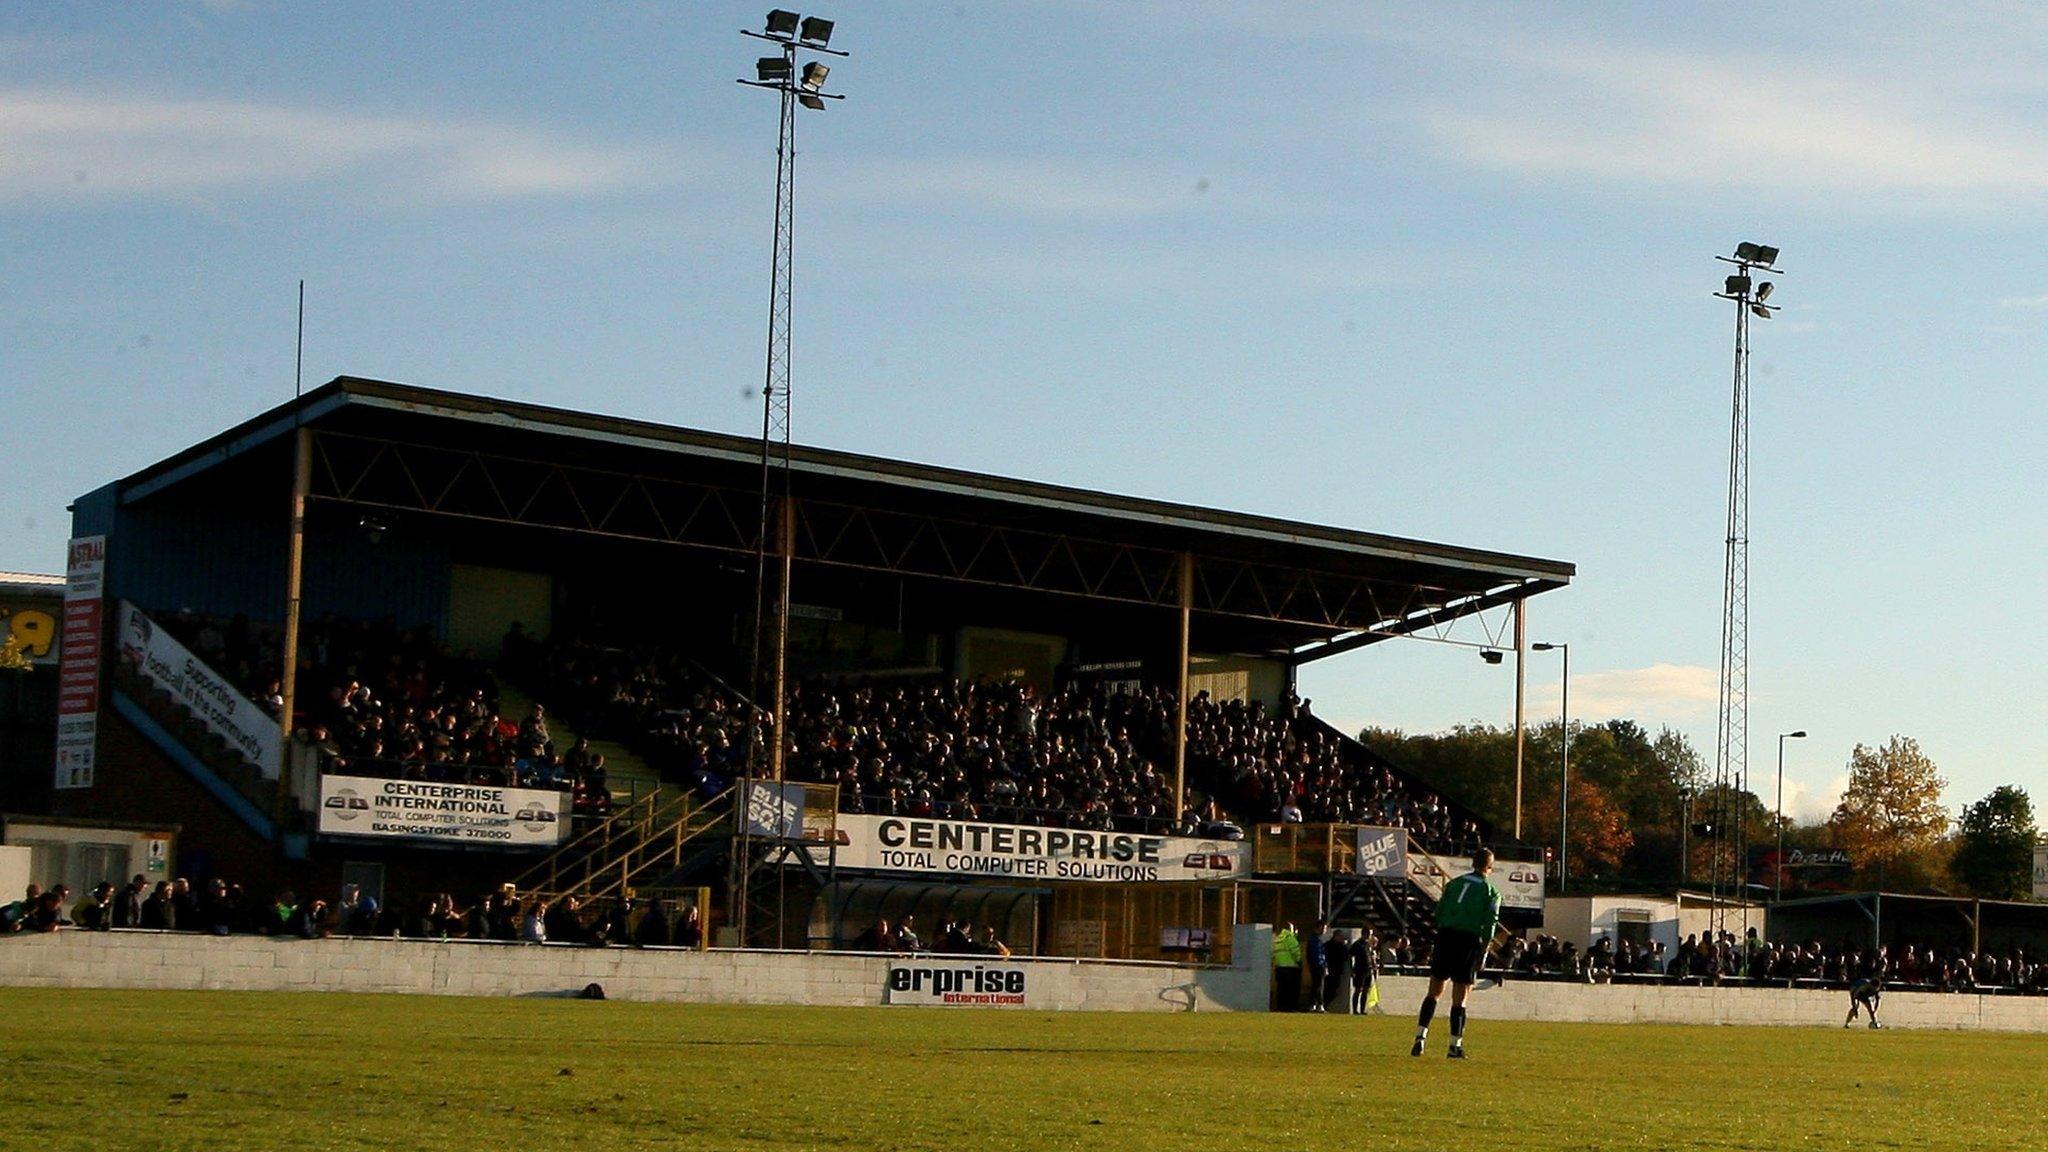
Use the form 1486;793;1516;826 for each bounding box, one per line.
1273;928;1303;968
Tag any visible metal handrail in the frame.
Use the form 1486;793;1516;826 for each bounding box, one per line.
512;789;661;895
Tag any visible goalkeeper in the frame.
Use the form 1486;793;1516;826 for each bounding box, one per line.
1411;847;1503;1059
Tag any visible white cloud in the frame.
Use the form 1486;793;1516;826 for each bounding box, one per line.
1997;294;2048;308
0;89;672;205
1784;773;1849;823
1406;42;2048;203
830;156;1224;221
1529;662;1719;724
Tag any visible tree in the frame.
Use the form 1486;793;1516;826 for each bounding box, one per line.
1952;785;2038;900
1827;736;1950;887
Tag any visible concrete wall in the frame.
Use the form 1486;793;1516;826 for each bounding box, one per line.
10;932;2048;1031
1371;974;2048;1032
0;929;1270;1013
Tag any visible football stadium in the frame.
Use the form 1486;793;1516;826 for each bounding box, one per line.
5;376;2048;1149
10;7;2048;1151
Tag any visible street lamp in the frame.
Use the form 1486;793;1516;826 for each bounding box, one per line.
1774;730;1808;904
1533;642;1569;891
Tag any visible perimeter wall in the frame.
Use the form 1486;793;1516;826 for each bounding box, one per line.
8;932;2048;1031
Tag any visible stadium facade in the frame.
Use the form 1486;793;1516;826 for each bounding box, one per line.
26;377;1575;960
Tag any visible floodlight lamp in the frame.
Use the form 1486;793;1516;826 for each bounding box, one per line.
1755;245;1780;265
798;92;825;110
1532;642;1559;652
801;61;829;90
1480;649;1505;665
1788;730;1807;738
766;10;801;36
1755;281;1773;301
1725;274;1751;296
1734;242;1762;261
1751;304;1773;319
756;57;792;82
799;16;834;45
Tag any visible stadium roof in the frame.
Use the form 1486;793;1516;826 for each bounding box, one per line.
0;572;64;597
102;376;1573;655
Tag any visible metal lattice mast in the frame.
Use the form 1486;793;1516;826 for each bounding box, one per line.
749;41;797;784
1710;243;1781;935
736;11;845;946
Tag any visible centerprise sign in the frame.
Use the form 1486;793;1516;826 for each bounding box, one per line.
318;775;570;846
821;813;1248;883
1409;847;1545;912
884;961;1034;1008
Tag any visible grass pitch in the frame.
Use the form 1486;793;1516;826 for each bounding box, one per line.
3;989;2044;1151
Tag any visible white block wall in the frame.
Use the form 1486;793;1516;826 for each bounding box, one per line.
0;930;1270;1013
1370;974;2048;1032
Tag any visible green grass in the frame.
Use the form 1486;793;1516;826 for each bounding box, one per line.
3;989;2045;1151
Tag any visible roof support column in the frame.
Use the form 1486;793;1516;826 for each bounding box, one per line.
275;425;311;822
770;494;794;783
1173;551;1192;825
1513;597;1527;842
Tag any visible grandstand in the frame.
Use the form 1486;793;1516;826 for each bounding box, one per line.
40;376;1573;961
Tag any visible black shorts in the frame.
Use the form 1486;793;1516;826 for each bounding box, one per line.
1850;980;1881;1005
1430;928;1485;985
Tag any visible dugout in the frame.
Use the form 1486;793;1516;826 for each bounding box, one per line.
1769;891;2048;957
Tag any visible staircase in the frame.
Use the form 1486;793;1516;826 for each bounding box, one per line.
513;785;736;905
496;680;666;808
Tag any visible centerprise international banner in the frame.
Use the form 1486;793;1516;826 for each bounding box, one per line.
884;961;1035;1008
1409;846;1546;912
2034;845;2048;903
818;813;1249;884
318;775;570;846
118;602;284;778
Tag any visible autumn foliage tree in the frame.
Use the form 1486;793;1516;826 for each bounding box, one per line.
1827;736;1951;889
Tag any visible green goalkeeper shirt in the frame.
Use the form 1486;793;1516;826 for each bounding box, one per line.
1435;871;1502;939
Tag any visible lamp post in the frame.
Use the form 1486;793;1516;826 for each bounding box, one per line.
1774;730;1807;904
1533;642;1569;891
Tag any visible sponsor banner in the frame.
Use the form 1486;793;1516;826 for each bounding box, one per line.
744;779;807;838
1353;825;1409;880
117;602;284;778
819;813;1249;884
2034;846;2047;903
1749;846;1855;890
318;775;570;846
53;536;106;790
885;961;1034;1008
1409;847;1545;912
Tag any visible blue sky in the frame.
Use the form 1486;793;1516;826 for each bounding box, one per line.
4;2;2043;822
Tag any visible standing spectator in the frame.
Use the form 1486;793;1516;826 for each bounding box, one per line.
521;899;549;944
285;896;329;939
1;884;40;932
1272;921;1304;1013
73;883;116;930
894;915;924;953
675;904;704;949
113;876;146;929
633;900;671;947
23;889;69;932
140;881;177;930
1305;919;1330;1013
170;878;199;929
1349;929;1380;1014
200;879;237;935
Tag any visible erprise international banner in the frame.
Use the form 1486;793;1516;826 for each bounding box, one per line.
820;813;1248;884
